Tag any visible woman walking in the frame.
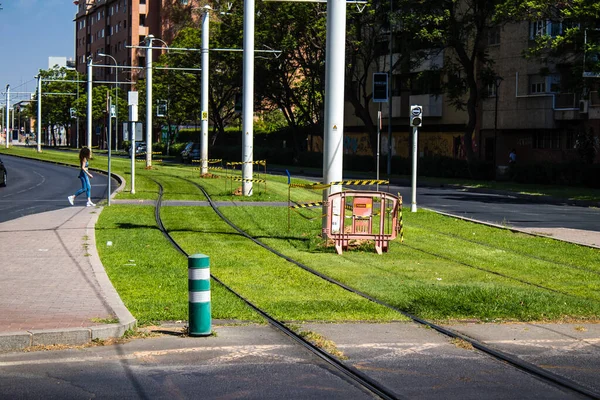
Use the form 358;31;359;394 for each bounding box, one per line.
68;147;96;207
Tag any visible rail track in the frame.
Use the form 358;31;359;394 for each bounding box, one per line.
149;175;600;400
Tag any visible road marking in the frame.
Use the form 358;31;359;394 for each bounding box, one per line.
0;344;299;367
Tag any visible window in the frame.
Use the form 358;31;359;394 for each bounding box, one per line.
529;75;547;94
530;82;546;93
139;14;146;26
488;26;501;46
139;35;145;45
529;20;571;39
530;20;547;38
140;0;147;4
533;130;560;149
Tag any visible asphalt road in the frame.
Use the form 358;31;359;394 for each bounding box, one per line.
0;154;112;223
389;183;600;232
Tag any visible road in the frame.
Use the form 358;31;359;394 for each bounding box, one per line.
0;155;112;223
397;183;600;232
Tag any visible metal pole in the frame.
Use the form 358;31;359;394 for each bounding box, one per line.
411;126;418;212
87;58;93;148
201;7;210;176
146;34;154;168
37;76;42;152
376;108;381;191
242;0;255;196
131;120;135;194
76;71;80;148
98;53;118;152
322;0;347;229
387;0;393;175
115;68;119;152
4;85;9;148
107;92;112;206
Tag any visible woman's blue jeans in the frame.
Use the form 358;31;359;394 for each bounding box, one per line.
74;174;91;198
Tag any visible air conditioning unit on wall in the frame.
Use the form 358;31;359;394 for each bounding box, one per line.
579;100;589;113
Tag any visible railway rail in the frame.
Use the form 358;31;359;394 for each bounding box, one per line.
150;175;600;400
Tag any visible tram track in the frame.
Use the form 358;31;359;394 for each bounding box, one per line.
150;175;600;399
149;177;402;400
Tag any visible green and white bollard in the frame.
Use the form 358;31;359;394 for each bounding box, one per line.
188;254;211;336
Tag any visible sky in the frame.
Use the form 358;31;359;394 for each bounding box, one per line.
0;0;75;102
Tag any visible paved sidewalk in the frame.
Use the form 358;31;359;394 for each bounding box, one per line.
0;206;135;351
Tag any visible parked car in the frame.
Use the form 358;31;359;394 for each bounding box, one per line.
0;156;7;187
128;142;147;157
181;142;200;164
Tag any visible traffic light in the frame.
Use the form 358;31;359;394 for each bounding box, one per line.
410;105;423;127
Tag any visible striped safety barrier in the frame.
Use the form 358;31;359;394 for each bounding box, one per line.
226;160;267;166
188;254;211;336
289;201;324;209
398;194;404;242
289;179;388;189
228;177;266;183
192;159;223;164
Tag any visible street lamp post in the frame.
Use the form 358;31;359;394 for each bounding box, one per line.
98;53;118;152
493;76;503;174
4;85;9;148
98;53;117;207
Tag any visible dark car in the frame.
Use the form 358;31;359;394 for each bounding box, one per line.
128;142;147;157
181;142;200;164
0;156;6;187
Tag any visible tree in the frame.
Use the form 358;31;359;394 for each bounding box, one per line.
253;2;327;155
395;0;507;163
35;67;81;146
496;0;600;87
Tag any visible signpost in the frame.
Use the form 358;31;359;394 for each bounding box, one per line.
410;105;422;212
373;73;388;190
128;91;139;194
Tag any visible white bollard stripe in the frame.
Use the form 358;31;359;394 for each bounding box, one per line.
189;291;211;303
188;268;210;280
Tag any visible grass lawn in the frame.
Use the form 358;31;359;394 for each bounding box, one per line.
4;146;600;324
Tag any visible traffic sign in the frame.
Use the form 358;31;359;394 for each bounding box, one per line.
410;105;423;127
372;73;388;103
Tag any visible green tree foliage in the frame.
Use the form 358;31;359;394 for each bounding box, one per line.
34;67;81;146
395;0;507;163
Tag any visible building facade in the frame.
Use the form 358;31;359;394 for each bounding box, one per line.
342;20;600;166
74;0;200;84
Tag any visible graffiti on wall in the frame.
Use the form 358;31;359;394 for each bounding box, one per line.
308;131;474;160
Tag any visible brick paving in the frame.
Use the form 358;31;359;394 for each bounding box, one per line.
0;207;114;333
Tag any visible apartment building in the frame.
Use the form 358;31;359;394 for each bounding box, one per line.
342;20;599;166
74;0;200;83
481;21;600;165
